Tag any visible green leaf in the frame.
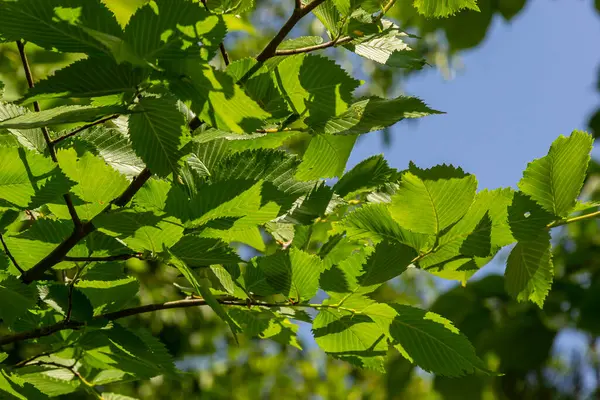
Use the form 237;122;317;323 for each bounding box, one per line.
18;58;146;104
76;124;145;178
333;155;398;197
124;0;226;63
0;0;123;55
254;248;325;302
37;284;94;322
166;61;270;133
76;278;139;315
0;147;72;208
367;303;489;377
504;232;553;307
94;212;184;253
313;1;341;37
518;130;593;217
389;164;477;235
229;308;301;349
0;102;46;152
54;149;129;220
340;203;434;252
345;20;425;69
0;275;37;326
313;296;387;372
296;134;357;180
0;105;128;129
321;241;416;299
206;0;255;14
413;0;480;17
275;54;360;124
170;235;240;267
169;254;240;340
129;96;190;177
317;96;442;135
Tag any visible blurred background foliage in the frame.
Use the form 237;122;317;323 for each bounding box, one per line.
2;0;600;398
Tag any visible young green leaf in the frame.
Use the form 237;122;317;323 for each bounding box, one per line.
389;164;477;235
518;130;593;217
296;134;357;180
0;105;128;129
504;232;553;308
129;96;190;177
413;0;480;18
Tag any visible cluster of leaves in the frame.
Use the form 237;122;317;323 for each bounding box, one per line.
0;0;597;398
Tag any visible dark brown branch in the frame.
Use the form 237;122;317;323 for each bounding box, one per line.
0;234;24;274
255;0;327;62
51;115;119;145
16;40;82;229
20;169;152;284
0;298;296;346
64;253;143;262
274;36;353;56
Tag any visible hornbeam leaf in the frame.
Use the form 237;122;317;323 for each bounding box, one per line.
296;134;357;180
0;147;72;208
312;296;387;372
124;0;226;62
275;54;360;124
254;248;325;302
367;303;489;377
167;61;270;133
129;96;190;177
0;0;123;55
333;155;399;197
389;164;477;235
18;58;147;104
0;102;46;152
505;232;553;307
170;235;241;266
0;275;37;326
340;203;434;252
317;96;442;135
345;20;426;69
0;105;128;129
54;149;129;220
518;130;593;217
413;0;480;17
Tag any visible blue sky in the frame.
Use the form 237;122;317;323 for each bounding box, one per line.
350;0;600;191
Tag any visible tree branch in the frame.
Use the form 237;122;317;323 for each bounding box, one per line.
0;234;24;274
0;297;315;346
20;169;152;284
16;40;82;229
274;36;352;56
51;115;119;145
200;0;230;65
255;0;327;62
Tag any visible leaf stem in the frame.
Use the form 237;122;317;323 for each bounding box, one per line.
16;40;83;230
0;234;24;274
273;36;353;56
546;210;600;229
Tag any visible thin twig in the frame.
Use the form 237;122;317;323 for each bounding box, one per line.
0;234;24;274
16;40;82;229
63;253;143;262
546;210;600;229
200;0;230;65
255;0;327;62
34;361;103;399
52;115;119;145
0;297;333;346
274;36;353;56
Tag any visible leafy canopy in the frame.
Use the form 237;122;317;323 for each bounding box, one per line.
0;0;597;397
